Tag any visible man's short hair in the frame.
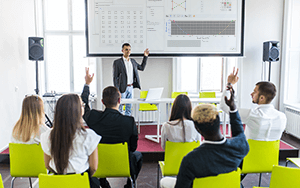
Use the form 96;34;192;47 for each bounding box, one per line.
256;81;276;103
122;43;131;49
192;104;220;136
102;86;120;108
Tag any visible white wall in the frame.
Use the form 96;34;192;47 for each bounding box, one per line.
240;0;284;109
0;0;37;151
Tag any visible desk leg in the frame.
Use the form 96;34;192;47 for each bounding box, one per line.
145;103;161;143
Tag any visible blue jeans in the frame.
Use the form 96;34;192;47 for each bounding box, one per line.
119;85;133;116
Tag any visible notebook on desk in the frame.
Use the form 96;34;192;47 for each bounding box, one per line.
138;87;164;101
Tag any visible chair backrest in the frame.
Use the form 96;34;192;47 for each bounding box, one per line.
268;165;300;188
0;174;4;188
39;172;90;188
139;91;158;111
164;141;200;175
93;142;131;178
199;92;216;98
9;143;47;177
171;92;188;99
241;139;280;173
193;168;241;188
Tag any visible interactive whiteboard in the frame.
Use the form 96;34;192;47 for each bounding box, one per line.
85;0;245;56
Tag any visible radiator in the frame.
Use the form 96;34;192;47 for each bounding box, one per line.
132;107;158;124
285;107;300;139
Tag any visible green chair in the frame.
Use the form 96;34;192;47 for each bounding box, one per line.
0;174;4;188
285;157;300;168
253;165;300;188
199;91;216;99
171;92;188;99
157;141;200;187
241;140;280;187
193;168;241;188
39;172;90;188
93;143;135;187
138;90;158;133
9;143;47;188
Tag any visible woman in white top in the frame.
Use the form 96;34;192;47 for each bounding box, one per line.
40;94;101;188
11;95;50;144
161;94;201;150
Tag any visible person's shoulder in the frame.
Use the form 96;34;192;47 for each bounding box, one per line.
113;58;122;63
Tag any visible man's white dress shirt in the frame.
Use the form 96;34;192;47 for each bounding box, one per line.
123;56;133;85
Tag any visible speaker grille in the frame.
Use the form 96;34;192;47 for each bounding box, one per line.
29;37;44;61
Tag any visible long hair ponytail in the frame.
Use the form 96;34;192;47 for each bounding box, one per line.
12;95;44;142
50;94;85;174
168;94;192;142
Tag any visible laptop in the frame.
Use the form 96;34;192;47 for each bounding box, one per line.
138;87;164;101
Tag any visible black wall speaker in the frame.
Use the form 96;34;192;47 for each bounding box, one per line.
263;41;280;62
29;37;44;61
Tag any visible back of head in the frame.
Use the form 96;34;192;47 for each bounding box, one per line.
256;81;276;104
192;104;220;137
102;86;120;108
169;94;192;122
12;95;44;142
50;94;84;174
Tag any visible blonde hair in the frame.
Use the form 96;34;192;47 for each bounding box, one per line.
192;104;219;124
12;95;45;142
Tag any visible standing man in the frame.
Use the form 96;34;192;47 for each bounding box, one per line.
113;43;150;116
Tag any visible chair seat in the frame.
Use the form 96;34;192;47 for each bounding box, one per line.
0;174;4;188
286;157;300;168
193;168;241;188
39;172;90;188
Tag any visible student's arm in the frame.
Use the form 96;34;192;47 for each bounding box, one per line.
174;158;195;188
161;123;167;150
129;118;138;152
81;67;94;123
88;147;98;176
43;153;55;173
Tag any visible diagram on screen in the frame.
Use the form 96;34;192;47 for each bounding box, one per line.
171;0;187;11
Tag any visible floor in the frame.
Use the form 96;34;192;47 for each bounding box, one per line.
1;132;299;188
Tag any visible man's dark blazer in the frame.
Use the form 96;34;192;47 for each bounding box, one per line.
113;56;148;93
81;85;138;152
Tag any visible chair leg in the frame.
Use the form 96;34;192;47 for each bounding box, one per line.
157;163;160;188
11;177;16;188
138;111;141;134
29;177;32;188
285;160;289;167
258;173;262;187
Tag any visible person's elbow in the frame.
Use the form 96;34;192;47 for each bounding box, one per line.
89;162;98;175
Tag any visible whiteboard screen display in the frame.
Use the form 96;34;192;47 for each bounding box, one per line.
85;0;245;56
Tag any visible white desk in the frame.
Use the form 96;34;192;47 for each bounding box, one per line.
120;98;221;143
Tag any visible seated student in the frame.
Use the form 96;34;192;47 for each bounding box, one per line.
220;67;287;141
40;94;101;188
81;67;142;188
161;94;201;150
11;95;50;144
160;86;249;188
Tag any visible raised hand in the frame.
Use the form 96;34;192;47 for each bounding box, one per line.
224;85;236;111
85;67;94;85
227;67;239;85
144;48;150;56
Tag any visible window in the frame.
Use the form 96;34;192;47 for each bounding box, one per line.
42;0;96;94
175;57;237;95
